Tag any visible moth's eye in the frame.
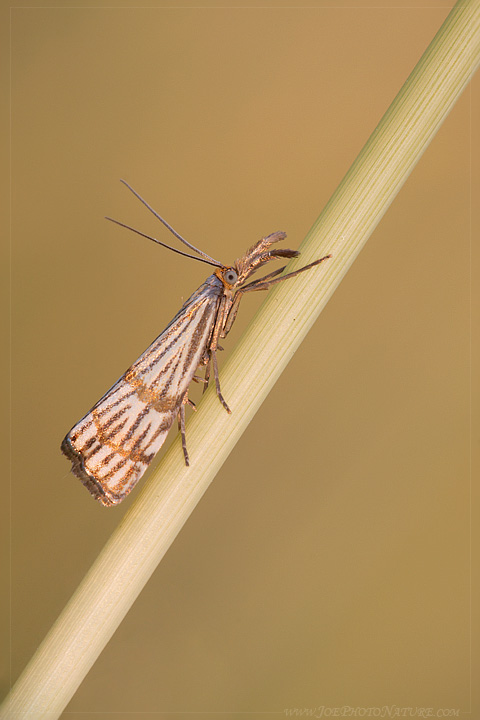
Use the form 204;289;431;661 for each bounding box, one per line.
224;269;238;285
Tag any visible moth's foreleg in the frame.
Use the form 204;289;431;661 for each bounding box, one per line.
222;292;244;339
201;296;231;412
211;349;231;414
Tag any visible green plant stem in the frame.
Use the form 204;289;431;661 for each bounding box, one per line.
3;1;479;717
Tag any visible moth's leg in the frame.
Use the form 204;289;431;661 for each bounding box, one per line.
210;295;228;351
202;357;211;393
222;291;244;338
211;349;231;414
177;402;190;466
192;375;208;384
192;354;211;392
203;297;232;411
180;387;196;410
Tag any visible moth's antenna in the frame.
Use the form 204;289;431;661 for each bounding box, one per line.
105;217;223;269
119;179;222;267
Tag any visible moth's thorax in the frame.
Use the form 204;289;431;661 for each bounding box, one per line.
204;273;224;290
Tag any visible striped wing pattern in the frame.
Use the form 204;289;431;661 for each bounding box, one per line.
61;282;221;506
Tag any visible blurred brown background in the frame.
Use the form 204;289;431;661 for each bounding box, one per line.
2;0;479;717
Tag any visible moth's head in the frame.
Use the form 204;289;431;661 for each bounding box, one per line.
233;232;299;286
215;266;240;290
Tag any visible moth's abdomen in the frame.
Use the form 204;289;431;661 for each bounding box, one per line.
61;382;176;506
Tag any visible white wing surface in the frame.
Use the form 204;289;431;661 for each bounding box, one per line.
62;280;222;506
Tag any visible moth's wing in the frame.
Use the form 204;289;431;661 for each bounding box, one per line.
61;285;221;506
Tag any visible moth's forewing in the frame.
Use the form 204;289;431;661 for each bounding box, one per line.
62;277;223;506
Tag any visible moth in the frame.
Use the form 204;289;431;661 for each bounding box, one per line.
61;181;331;507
